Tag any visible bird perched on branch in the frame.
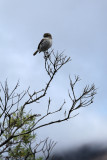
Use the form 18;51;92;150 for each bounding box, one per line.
33;33;52;56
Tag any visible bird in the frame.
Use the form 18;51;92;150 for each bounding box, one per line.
33;33;52;56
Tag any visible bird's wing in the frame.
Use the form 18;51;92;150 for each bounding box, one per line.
38;38;45;50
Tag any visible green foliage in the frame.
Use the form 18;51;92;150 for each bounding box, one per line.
36;158;43;160
3;108;42;159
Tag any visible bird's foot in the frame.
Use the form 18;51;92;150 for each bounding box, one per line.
44;51;50;59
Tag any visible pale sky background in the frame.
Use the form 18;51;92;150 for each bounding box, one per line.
0;0;107;151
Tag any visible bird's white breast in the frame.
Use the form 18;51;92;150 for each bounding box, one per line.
39;38;52;52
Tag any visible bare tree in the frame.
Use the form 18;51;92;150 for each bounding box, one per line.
0;50;96;159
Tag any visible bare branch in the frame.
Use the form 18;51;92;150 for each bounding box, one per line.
0;50;96;159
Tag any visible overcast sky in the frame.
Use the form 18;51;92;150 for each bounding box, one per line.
0;0;107;151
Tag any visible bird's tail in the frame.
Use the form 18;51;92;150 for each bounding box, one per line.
33;50;38;56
